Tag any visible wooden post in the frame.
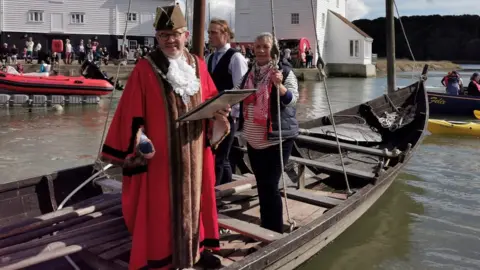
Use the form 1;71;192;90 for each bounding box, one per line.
191;0;206;58
297;164;306;190
386;0;396;93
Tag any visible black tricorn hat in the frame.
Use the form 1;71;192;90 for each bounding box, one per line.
154;5;187;31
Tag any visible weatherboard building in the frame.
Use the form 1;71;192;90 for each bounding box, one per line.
234;0;375;77
0;0;170;57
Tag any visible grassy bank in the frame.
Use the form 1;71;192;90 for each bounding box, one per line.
375;59;461;73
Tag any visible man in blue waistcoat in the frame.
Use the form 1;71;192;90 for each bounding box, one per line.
207;19;248;186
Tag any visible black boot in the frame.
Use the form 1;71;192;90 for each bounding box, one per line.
197;250;222;269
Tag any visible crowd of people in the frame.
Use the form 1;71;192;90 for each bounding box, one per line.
99;4;299;269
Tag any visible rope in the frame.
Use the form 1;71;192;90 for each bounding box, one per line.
310;0;352;195
51;0;133;267
269;0;296;232
54;0;132;233
93;0;133;176
393;0;418;81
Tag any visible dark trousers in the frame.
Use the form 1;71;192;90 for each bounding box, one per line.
215;117;236;186
247;139;294;234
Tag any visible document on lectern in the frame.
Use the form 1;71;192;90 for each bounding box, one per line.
177;89;256;122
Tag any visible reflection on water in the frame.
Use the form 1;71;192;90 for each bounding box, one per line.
1;74;479;269
299;176;425;270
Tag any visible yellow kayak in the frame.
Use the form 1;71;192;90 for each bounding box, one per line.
474;110;480;120
428;119;480;136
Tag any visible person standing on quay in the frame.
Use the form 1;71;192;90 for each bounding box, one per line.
207;18;248;186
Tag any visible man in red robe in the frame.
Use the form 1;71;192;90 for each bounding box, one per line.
99;5;229;269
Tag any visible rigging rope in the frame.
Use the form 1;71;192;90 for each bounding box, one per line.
269;0;296;232
309;0;352;195
55;1;133;266
393;0;418;81
55;0;132;233
93;0;134;176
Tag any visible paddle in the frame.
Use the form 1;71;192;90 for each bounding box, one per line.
474;110;480;120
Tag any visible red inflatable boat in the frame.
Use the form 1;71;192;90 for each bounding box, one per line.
0;72;114;96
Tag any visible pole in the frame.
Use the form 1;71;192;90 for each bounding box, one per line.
208;2;211;22
185;0;189;30
386;0;396;92
192;0;206;58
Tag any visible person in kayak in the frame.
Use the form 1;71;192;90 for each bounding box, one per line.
99;5;229;269
466;72;480;96
441;71;463;95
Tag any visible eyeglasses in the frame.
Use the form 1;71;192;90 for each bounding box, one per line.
157;31;185;41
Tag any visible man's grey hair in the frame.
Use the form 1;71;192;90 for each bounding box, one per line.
255;32;275;43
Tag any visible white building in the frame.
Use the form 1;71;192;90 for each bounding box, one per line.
0;0;169;56
235;0;375;77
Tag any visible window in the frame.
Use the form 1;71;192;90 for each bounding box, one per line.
291;13;299;25
28;10;44;23
127;13;137;22
144;37;154;47
349;40;359;57
128;40;137;50
70;13;85;24
337;0;340;8
321;13;325;28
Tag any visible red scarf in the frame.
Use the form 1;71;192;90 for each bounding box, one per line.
243;63;275;126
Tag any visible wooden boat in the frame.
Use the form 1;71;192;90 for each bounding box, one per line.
0;69;429;269
428;91;480;116
428;119;480;136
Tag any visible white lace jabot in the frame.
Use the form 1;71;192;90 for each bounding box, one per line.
166;54;200;104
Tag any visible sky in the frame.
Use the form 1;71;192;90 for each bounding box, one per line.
176;0;479;29
348;0;480;20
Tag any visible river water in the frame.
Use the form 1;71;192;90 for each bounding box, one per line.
0;72;479;269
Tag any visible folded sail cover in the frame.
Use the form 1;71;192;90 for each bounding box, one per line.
154;5;187;31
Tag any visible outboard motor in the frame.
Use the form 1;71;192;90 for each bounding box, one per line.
80;61;124;90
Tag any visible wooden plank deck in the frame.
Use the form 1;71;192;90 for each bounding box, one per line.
0;173;342;269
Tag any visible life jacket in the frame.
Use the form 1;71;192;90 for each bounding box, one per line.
444;75;461;95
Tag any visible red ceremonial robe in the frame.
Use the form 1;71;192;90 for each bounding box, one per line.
100;50;224;269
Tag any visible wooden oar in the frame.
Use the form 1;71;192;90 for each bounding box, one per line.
474;110;480;120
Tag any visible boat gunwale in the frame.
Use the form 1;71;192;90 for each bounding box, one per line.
427;91;480;102
222;80;429;270
0;164;94;194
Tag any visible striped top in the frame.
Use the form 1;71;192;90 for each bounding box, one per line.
243;70;299;149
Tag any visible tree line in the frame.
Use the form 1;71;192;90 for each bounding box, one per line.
353;15;480;61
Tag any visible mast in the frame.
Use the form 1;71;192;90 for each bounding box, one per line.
185;0;189;30
192;0;206;58
386;0;396;92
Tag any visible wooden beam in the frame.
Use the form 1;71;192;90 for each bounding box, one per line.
295;135;401;158
95;173;257;198
283;188;343;208
217;214;286;243
288;156;376;179
215;174;257;198
95;179;122;192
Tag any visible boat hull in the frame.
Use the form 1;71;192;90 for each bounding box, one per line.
261;170;398;270
224;79;429;270
428;92;480;116
0;72;113;96
428;119;480;136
